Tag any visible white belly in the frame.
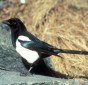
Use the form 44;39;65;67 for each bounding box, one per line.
16;36;39;64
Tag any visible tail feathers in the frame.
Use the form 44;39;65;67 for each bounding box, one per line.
51;48;60;55
53;49;88;55
53;49;59;54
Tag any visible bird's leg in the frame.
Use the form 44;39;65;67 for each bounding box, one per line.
28;66;33;73
26;66;33;76
20;67;33;76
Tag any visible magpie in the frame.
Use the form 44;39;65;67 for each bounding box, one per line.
2;18;60;73
2;18;88;74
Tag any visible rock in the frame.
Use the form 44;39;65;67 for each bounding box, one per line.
0;22;28;73
0;70;84;85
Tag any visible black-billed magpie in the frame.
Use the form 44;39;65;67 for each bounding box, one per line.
2;18;59;72
2;18;88;74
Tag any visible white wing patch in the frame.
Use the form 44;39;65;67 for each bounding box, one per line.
16;35;39;64
18;35;31;41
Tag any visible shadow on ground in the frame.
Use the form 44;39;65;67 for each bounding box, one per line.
22;58;69;78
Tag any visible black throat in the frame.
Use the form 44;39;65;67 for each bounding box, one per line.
11;26;26;48
11;29;19;47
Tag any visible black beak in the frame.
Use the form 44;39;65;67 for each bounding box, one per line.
2;20;10;25
1;20;10;31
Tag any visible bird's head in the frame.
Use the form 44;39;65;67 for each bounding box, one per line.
2;18;26;32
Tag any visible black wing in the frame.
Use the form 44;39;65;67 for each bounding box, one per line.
18;40;59;55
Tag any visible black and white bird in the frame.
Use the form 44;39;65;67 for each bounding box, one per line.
2;18;60;72
3;18;88;74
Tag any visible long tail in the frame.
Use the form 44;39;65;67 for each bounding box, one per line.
54;49;88;55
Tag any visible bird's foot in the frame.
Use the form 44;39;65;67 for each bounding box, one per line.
20;71;33;76
20;67;33;76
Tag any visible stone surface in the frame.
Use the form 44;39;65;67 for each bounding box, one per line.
0;70;84;85
0;22;27;73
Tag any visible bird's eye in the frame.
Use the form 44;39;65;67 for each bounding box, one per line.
12;22;17;25
9;21;17;28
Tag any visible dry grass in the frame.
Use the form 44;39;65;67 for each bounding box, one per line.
1;0;88;80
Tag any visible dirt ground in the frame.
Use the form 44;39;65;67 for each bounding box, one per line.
0;0;88;81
